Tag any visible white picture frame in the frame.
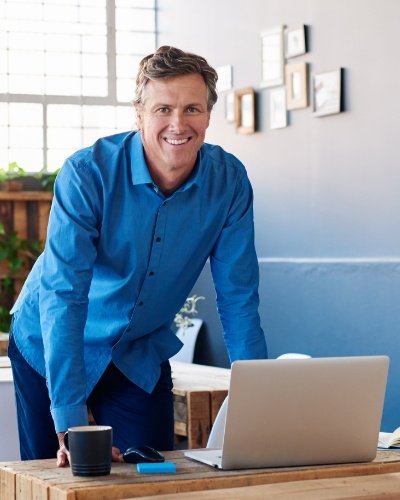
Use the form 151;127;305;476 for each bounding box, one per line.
286;62;308;110
260;26;285;88
270;87;287;129
284;25;307;58
216;65;233;93
313;69;342;117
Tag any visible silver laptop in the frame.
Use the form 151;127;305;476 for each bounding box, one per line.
184;356;389;469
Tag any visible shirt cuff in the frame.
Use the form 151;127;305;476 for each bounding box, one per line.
51;404;89;433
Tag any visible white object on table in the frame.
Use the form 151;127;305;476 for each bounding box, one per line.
170;318;203;363
0;358;20;461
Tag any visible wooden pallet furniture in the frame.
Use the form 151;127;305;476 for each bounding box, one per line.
171;361;230;449
2;450;400;500
0;191;52;297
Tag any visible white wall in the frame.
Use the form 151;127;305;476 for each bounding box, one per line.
157;0;400;431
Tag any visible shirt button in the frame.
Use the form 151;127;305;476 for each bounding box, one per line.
155;237;161;242
149;271;155;276
138;301;144;306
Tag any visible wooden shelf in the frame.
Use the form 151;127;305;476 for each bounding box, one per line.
0;191;53;201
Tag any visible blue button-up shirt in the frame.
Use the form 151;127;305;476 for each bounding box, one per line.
11;131;267;433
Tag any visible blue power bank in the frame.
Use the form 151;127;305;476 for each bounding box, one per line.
136;462;176;474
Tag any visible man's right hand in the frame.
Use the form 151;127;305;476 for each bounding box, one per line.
56;431;69;467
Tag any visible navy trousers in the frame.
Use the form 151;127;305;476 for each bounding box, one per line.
8;331;175;460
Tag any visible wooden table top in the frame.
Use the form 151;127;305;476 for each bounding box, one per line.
2;450;400;500
170;361;231;392
136;472;400;499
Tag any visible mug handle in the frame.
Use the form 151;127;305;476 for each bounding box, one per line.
64;431;70;451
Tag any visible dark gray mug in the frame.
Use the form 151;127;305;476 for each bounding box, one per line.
64;425;113;477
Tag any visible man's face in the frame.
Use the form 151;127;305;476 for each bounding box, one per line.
135;73;210;178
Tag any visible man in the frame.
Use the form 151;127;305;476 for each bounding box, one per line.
8;46;268;465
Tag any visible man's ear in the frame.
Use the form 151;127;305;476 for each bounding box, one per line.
134;104;143;129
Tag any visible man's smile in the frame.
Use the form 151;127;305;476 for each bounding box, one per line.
165;138;190;145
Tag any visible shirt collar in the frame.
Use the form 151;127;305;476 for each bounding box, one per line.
130;131;203;191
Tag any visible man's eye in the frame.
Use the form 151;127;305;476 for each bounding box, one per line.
187;107;199;113
157;108;170;113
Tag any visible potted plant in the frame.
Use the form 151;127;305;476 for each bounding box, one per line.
172;295;205;363
174;294;205;333
0;162;26;191
0;162;60;192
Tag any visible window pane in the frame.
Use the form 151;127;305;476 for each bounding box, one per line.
117;78;135;103
116;8;155;31
10;126;43;148
9;103;43;126
9;74;45;94
116;0;155;7
45;33;81;52
46;76;81;95
117;54;142;79
8;149;44;172
82;77;108;96
48;127;82;149
83;105;116;128
82;54;107;77
9;50;45;75
116;106;135;130
116;32;155;55
0;104;8;126
47;149;75;171
1;0;156;172
47;104;82;127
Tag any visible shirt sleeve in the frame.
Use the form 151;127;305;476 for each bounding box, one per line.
39;159;102;432
210;167;268;362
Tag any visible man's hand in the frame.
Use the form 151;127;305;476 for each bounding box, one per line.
56;431;120;467
57;431;69;467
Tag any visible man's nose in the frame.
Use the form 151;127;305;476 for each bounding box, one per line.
169;111;187;132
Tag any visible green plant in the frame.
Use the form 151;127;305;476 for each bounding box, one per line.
0;221;43;331
0;161;29;182
0;162;60;192
35;166;61;192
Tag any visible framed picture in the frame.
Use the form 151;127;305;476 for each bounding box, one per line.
285;62;308;110
284;25;307;58
260;26;285;88
270;87;287;129
235;88;255;134
216;65;233;93
225;91;236;123
313;69;343;117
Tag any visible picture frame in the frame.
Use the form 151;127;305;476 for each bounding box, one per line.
216;65;233;93
225;91;236;123
285;62;308;110
270;87;287;129
312;69;343;117
235;88;255;134
284;25;307;58
260;26;285;88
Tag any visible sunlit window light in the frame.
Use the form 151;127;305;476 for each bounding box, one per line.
0;0;156;172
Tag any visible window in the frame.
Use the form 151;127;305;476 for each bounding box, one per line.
0;0;157;172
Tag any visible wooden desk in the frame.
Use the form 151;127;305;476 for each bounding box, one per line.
137;472;400;499
171;361;230;448
2;450;400;500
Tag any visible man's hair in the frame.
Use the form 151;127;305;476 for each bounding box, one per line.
132;46;218;111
